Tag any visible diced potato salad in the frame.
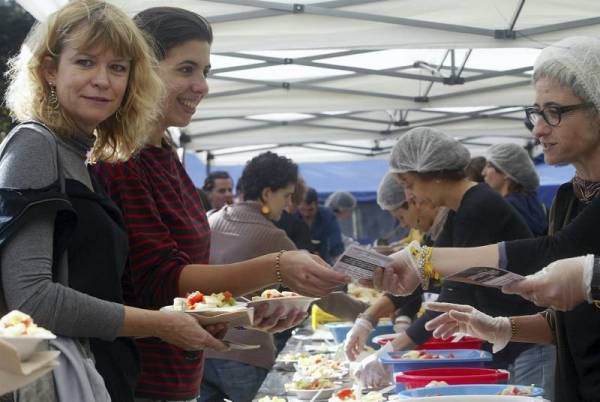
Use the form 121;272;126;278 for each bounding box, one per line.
0;310;53;337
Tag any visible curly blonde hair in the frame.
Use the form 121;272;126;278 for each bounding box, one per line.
5;0;163;162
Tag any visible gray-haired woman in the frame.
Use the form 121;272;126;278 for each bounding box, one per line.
482;143;547;236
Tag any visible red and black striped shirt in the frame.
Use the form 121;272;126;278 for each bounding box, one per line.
94;144;210;400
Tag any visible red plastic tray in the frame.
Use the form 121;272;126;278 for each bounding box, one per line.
417;336;482;350
395;367;509;389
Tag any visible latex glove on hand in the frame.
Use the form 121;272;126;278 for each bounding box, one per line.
424;302;511;353
352;343;394;389
344;317;374;361
502;255;593;312
360;240;421;296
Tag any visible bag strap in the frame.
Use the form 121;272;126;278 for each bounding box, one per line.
2;121;70;286
12;121;65;194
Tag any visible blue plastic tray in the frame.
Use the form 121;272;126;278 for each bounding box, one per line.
396;384;544;398
380;349;492;373
325;322;393;347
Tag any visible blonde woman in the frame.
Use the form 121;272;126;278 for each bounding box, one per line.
2;2;226;401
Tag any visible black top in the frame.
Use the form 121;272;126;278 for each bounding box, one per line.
66;170;139;402
405;183;538;367
505;182;600;402
275;210;315;252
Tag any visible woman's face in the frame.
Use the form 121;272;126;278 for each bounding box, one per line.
264;184;295;221
482;162;506;193
157;40;210;129
43;31;130;133
414;199;437;232
533;77;600;167
397;172;440;207
391;187;418;228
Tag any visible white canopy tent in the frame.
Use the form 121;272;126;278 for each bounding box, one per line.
15;0;600;165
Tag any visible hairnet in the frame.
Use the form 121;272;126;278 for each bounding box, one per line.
534;36;600;111
389;127;470;173
486;143;539;192
377;172;406;211
325;191;357;211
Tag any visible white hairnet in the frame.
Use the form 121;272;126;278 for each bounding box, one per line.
325;191;357;211
377;172;406;211
534;36;600;110
486;143;539;192
389;127;470;173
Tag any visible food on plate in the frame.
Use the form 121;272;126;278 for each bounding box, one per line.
399;350;455;359
287;377;335;390
328;388;384;401
295;353;347;378
347;283;382;304
277;351;311;362
424;380;449;387
174;290;236;310
252;289;299;300
257;397;287;402
498;385;534;395
0;310;53;337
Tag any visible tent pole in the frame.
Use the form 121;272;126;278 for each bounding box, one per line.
206;151;214;175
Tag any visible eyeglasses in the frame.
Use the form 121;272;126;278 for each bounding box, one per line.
524;103;593;130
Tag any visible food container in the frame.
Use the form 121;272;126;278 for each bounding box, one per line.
394;367;509;392
325;321;393;347
396;384;544;398
380;349;492;373
0;334;56;361
372;333;399;346
397;396;549;402
417;336;483;350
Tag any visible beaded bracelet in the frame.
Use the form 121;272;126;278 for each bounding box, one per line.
421;245;439;282
275;250;286;284
409;243;428;289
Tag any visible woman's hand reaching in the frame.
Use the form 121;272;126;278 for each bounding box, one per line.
279;251;350;296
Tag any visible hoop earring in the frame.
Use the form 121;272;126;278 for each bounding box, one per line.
115;108;122;122
47;84;59;114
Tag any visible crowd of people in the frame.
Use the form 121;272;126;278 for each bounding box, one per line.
1;1;599;402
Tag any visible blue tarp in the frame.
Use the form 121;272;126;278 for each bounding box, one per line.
184;153;575;208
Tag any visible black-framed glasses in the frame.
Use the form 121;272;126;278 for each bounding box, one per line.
524;103;594;130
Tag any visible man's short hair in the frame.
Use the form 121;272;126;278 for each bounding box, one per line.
203;171;232;192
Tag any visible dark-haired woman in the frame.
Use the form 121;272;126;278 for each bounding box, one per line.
94;7;348;401
202;151;302;401
355;127;554;398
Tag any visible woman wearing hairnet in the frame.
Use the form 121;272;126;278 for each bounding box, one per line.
372;36;600;402
483;143;547;236
325;191;357;220
325;191;358;247
344;173;447;361
354;127;554;395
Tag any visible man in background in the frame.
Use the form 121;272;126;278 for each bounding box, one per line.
298;187;344;265
202;171;234;213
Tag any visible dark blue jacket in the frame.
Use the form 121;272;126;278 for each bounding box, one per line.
505;192;547;236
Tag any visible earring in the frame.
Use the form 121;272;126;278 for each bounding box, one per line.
261;204;271;215
47;84;59;113
115;108;122;122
